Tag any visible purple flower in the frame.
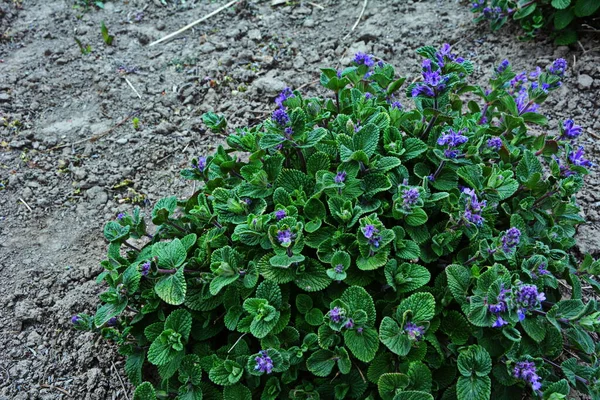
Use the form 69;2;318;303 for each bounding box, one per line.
117;213;126;220
275;209;286;221
329;306;343;323
404;322;425;341
568;146;594;168
548;58;567;77
402;188;420;207
107;317;118;327
365;92;373;100
391;101;403;110
537;263;549;276
529;67;542;79
362;225;378;239
411;84;435;98
492;316;508;328
71;315;82;324
277;229;294;246
514;284;546;321
336;70;342;78
462;188;486;226
487;137;503;151
438;128;469;147
353;52;375;67
560;119;582;140
357;327;364;334
501;227;521;253
272;108;290;126
510;72;528;93
255;351;274;374
496;59;510;74
513;361;542;391
140;261;151;276
471;0;485;11
435;43;463;67
515;90;539;115
334;264;344;273
134;12;144;22
197;156;207;173
284;127;293;138
275;87;294;108
344;318;355;329
334;171;347;184
483;6;503;20
412;59;447;98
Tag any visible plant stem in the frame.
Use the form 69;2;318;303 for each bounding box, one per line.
123;241;141;252
430;161;446;181
165;220;187;234
532;190;557;207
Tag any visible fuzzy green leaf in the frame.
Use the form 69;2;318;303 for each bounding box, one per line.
154;266;187;305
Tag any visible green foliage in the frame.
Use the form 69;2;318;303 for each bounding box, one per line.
78;46;600;399
100;21;114;46
471;0;600;44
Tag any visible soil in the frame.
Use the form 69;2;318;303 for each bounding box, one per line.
0;0;599;398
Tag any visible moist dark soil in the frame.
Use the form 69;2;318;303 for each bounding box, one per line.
0;0;599;398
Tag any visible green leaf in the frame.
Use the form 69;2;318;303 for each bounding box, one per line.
153;239;187;269
343;327;379;362
223;384;251;400
456;376;491;400
393;391;434;400
165;309;192;341
379;316;412;356
384;260;430;293
148;333;181;366
306;349;336;377
378;373;410;400
295;294;313;314
521;112;548;126
94;298;127;327
554;29;578;45
103;221;131;242
209;360;244;385
305;308;325;326
440;311;471;345
457;345;492;378
152;196;177;224
397;292;435;323
521;316;547;343
551;0;571;9
256;280;283;309
340;286;377;325
402;138;428;161
154;266;187;305
100;21;114;45
574;0;600;16
125;350;145;386
554;8;575;29
405;208;428;226
133;382;156;400
354;123;380;157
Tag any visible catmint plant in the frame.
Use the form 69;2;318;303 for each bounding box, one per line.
79;44;600;400
470;0;600;44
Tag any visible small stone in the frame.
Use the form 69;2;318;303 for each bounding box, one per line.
578;74;593;90
253;77;287;95
247;29;262;41
199;42;216;54
115;138;128;144
303;19;315;28
0;92;10;102
153;121;176;135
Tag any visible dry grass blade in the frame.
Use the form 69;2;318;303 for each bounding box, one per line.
343;0;368;40
149;0;239;46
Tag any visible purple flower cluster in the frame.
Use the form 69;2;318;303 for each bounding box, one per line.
275;209;286;221
353;52;375;68
487;137;503;151
532;263;550;280
329;306;344;323
462;188;486;226
514;284;546;321
140;261;151;276
402;188;420;208
272;108;290;127
277;229;294;246
412;59;447;98
501;227;521;253
568;146;594;168
362;224;381;248
255;351;274;374
488;285;510;328
117;213;126;220
404;322;425;341
107;317;118;327
513;360;542;391
496;59;510;74
334;171;347;184
275;87;294;108
560;119;582;140
482;6;503;20
471;0;485;10
438;128;468;159
515;90;539;115
344;318;355;329
390;101;403;110
197;156;207;173
71;315;82;324
334;264;344;274
435;43;464;67
548;58;567;77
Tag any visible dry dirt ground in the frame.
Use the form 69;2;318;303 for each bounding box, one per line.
0;0;599;398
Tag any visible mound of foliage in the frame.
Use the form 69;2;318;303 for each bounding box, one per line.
73;44;600;400
471;0;600;45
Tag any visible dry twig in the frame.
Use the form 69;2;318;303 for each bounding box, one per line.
124;77;142;99
111;362;130;400
343;0;368;40
19;197;33;212
149;0;239;46
40;384;73;397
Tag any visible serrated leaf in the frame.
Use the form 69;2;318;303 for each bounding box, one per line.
552;0;570;9
223;384;251;400
340;286;376;325
165;309;192;341
306;349;336;377
402;138;428;161
397;292;435;323
154;266;187;305
378;373;410;400
456;376;491;400
153;239;187;269
133;382;156;400
457;345;492;378
125;350;145;386
574;0;600;16
446;265;471;305
379;316;412;356
343;327;379;362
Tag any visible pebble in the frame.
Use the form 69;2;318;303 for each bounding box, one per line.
253;76;287;94
0;92;10;102
578;74;594;90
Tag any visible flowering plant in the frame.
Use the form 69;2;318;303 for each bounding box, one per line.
471;0;600;44
75;45;600;400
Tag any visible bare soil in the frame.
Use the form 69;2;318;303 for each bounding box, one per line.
1;0;599;398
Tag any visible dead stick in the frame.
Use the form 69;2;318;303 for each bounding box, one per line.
46;112;137;152
149;0;239;46
111;362;130;400
124;77;142;99
40;384;72;397
19;197;33;212
343;0;368;40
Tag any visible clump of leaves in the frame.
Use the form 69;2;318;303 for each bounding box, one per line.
471;0;600;45
74;45;600;400
101;21;114;46
74;37;92;55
